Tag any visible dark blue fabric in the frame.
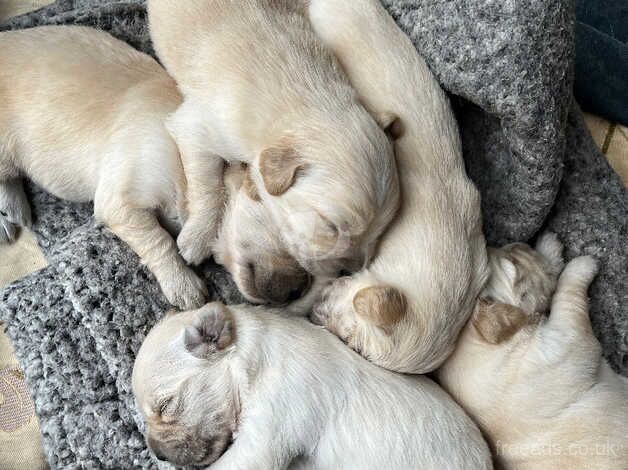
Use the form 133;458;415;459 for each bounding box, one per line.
576;0;628;43
575;0;628;125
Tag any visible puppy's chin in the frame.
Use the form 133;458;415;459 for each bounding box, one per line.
151;432;232;468
194;436;232;468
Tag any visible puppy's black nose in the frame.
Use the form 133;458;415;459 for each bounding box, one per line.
153;450;167;462
336;254;366;276
287;288;303;302
257;268;311;304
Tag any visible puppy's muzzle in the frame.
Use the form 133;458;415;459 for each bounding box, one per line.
147;436;167;462
256;267;312;305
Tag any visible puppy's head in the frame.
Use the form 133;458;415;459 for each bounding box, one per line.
311;273;409;370
132;303;238;467
214;164;312;305
484;232;564;314
251;109;400;277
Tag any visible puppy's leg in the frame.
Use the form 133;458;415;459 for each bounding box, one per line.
167;102;225;265
0;178;32;243
547;256;598;335
99;203;208;310
533;256;604;402
536;256;602;370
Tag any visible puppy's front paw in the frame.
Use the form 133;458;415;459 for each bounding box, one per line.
160;266;209;310
562;256;598;285
177;220;216;265
0;181;32;243
0;213;18;243
535;232;564;276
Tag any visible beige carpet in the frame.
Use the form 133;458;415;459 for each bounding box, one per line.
1;3;53;469
0;0;51;19
584;113;628;186
0;230;48;470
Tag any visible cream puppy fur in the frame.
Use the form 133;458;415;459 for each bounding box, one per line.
132;302;493;469
438;237;628;469
0;26;207;309
147;0;400;276
215;164;315;306
309;0;488;373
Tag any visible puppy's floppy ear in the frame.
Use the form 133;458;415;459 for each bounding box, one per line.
472;298;534;345
184;303;235;359
242;169;261;202
374;111;403;140
353;285;406;332
259;144;303;196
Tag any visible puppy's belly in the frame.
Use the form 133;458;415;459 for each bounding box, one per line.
22;153;99;202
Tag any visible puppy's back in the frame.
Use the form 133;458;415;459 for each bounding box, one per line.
148;0;348;99
252;309;492;468
0;25;173;142
0;26;179;198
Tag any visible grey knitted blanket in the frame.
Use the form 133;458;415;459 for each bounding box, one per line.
0;1;626;468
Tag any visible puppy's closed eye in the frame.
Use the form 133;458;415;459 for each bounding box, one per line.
157;396;174;416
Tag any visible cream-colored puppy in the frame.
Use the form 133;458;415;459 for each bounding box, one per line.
0;26;207;309
215;164;315;306
309;0;488;373
438;238;628;469
132;302;492;469
147;0;400;276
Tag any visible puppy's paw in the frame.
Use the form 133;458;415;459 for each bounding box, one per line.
535;232;564;276
0;181;32;243
561;256;598;286
0;214;18;243
160;266;209;310
177;221;216;265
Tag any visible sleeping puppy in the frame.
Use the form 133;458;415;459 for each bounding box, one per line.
438;235;628;469
132;302;493;469
0;26;207;309
147;0;400;276
215;163;326;309
308;0;488;373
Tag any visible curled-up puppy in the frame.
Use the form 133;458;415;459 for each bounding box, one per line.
147;0;399;275
0;26;207;309
438;235;628;469
309;0;488;373
132;302;493;469
215;163;326;309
